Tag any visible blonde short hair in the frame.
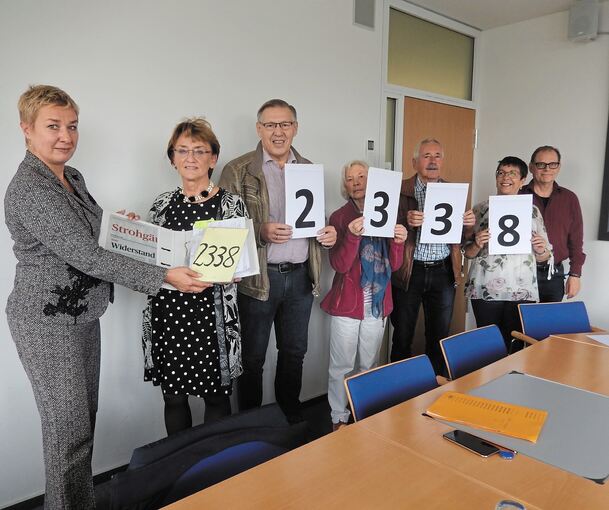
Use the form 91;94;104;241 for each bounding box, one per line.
340;160;369;200
18;84;79;125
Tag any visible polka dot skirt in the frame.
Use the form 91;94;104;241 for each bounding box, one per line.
149;192;229;398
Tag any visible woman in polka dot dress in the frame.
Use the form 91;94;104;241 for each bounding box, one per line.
142;118;248;434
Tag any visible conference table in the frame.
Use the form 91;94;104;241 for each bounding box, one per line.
165;333;609;509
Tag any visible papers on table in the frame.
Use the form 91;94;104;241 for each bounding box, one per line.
426;391;548;443
586;334;609;347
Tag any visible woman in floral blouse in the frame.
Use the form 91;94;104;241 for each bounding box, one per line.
464;156;552;349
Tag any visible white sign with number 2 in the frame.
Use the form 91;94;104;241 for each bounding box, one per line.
285;164;326;239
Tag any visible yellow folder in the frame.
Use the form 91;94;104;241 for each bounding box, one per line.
426;391;548;443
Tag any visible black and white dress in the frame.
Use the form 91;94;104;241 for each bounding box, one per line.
143;188;248;398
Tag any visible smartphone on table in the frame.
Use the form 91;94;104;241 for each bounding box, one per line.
443;429;500;457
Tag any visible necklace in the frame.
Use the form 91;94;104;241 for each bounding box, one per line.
182;181;215;203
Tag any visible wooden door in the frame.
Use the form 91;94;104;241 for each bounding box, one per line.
402;97;476;346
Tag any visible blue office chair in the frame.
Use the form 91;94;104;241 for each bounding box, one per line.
344;354;438;422
440;325;507;380
512;301;600;346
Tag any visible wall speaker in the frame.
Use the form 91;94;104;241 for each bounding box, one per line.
354;0;375;30
568;0;599;42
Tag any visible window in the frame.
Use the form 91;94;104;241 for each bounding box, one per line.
387;8;474;100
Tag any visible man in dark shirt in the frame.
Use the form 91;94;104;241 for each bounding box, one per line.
521;145;585;301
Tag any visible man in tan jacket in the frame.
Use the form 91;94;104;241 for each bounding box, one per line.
219;99;336;423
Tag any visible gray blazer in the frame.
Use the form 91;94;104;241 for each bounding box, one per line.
5;151;166;326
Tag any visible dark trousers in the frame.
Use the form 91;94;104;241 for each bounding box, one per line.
471;299;529;351
237;265;313;423
537;262;565;303
390;259;455;374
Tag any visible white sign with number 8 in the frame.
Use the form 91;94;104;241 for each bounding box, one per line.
488;194;533;255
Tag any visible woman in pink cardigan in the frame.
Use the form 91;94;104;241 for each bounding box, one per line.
321;161;407;430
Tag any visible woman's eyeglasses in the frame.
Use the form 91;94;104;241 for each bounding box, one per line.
173;148;212;159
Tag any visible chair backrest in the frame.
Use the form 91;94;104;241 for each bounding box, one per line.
519;301;592;341
440;325;507;380
94;404;307;510
345;354;438;421
160;440;288;506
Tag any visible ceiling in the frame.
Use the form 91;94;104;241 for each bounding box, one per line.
407;0;575;30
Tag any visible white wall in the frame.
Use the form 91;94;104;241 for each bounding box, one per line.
474;6;609;331
0;0;384;505
4;0;609;505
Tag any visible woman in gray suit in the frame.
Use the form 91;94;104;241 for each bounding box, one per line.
4;85;209;509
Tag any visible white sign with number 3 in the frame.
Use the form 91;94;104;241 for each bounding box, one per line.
285;164;326;239
488;194;533;255
420;183;469;244
362;167;402;238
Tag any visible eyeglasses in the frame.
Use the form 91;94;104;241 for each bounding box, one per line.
259;121;296;131
533;161;560;170
173;148;212;159
496;169;520;178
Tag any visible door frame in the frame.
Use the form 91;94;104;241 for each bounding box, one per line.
379;1;483;359
379;0;482;172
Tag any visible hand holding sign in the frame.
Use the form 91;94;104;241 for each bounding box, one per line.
362;168;402;238
285;164;325;239
420;183;469;244
488;195;533;255
316;225;337;247
261;223;292;244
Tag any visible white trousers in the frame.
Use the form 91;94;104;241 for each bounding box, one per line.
327;305;386;424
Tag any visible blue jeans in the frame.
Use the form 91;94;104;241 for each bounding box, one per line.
237;265;313;422
390;259;455;375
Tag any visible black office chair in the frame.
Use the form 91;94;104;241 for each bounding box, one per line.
96;404;307;509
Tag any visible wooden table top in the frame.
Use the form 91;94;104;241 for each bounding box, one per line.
163;422;531;510
549;331;609;348
164;335;609;510
358;336;609;509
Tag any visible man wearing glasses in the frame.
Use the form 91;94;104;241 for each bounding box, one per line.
219;99;336;423
521;145;585;301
